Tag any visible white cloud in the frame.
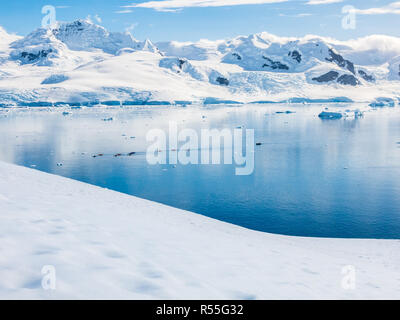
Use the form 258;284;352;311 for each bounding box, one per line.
86;14;102;23
94;14;102;23
353;1;400;15
306;0;344;4
115;10;133;14
125;0;289;11
279;13;312;17
125;22;139;33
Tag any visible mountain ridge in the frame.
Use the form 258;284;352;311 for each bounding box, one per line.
0;20;399;106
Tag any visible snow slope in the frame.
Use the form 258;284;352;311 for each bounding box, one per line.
0;161;399;299
0;20;400;106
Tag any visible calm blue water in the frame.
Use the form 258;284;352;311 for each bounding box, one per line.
1;104;400;239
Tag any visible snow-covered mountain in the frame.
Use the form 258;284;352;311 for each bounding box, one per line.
0;19;399;106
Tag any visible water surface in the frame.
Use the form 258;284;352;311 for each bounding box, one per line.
1;104;400;239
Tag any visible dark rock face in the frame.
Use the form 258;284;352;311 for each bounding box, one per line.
178;59;186;69
312;71;339;83
20;49;52;62
52;20;85;36
288;50;302;63
325;49;355;74
262;56;289;70
337;74;360;86
216;77;229;86
232;53;242;60
358;70;375;82
312;71;360;86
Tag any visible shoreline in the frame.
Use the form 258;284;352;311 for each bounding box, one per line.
0;161;399;299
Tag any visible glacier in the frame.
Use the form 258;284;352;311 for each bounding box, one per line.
0;19;400;107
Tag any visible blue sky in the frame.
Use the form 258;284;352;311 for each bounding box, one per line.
0;0;399;41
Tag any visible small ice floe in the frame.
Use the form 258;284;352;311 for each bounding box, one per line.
369;98;395;108
318;111;343;120
354;110;364;118
343;109;364;119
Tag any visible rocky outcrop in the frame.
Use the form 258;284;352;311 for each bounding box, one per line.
216;77;229;86
262;56;289;70
232;53;242;60
52;20;85;35
178;59;186;70
159;57;205;81
312;71;339;83
337;74;360;86
288;50;301;63
325;49;355;74
358;70;375;82
312;71;360;86
20;49;52;63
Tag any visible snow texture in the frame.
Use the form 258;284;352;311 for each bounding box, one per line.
0;161;399;299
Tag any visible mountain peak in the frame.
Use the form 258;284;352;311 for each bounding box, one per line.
9;19;148;60
0;26;21;46
49;20;137;54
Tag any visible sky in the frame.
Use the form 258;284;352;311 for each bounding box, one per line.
0;0;399;42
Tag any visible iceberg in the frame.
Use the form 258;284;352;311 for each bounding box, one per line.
318;111;343;119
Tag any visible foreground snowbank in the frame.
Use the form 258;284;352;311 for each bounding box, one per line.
0;161;399;299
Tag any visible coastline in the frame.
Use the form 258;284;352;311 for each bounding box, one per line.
0;161;399;299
